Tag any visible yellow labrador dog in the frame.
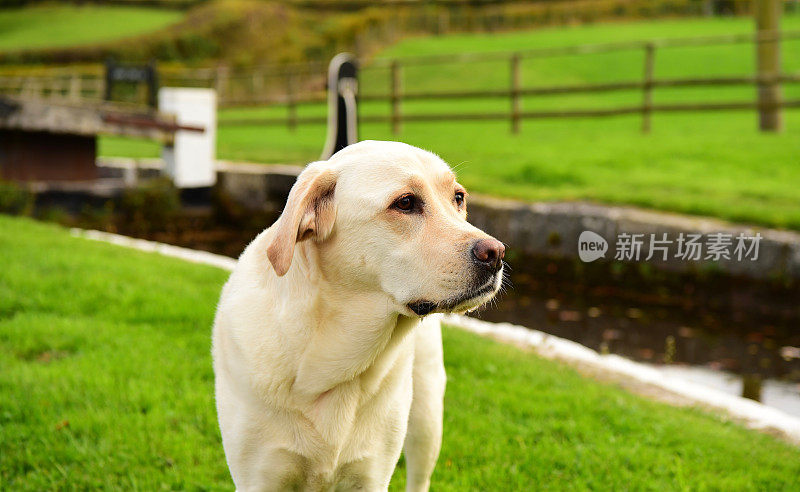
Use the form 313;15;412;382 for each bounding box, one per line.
212;141;505;491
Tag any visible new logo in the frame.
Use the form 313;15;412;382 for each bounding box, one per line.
578;231;608;262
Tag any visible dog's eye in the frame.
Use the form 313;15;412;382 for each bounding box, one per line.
454;191;465;208
392;194;418;213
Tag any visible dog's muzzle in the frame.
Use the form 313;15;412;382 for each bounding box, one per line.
407;238;505;317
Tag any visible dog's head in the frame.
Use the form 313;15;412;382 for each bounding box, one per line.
267;140;505;316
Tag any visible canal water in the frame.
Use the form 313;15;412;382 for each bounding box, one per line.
471;254;800;416
108;212;800;417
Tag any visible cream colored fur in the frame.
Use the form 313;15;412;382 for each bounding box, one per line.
212;141;503;491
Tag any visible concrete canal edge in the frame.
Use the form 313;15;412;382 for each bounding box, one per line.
71;227;800;445
441;314;800;445
99;158;800;281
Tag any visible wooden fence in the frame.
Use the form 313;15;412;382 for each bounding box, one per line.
0;61;327;108
217;83;800;135
0;73;104;102
2;29;799;133
217;29;800;134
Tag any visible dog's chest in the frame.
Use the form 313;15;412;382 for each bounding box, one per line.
311;357;413;447
288;353;414;488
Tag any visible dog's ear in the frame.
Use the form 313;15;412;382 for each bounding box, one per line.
267;164;337;276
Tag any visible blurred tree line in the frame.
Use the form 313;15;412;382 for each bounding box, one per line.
0;0;785;68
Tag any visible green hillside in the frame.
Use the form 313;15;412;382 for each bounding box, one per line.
0;5;183;52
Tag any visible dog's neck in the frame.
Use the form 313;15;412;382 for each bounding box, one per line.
278;241;419;401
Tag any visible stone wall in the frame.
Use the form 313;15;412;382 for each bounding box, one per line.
466;197;800;280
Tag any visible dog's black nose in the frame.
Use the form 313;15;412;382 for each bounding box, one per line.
471;238;505;272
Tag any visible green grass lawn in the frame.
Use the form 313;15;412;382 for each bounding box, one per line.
101;14;800;229
2;214;800;489
0;5;183;52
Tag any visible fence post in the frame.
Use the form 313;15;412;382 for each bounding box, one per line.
44;77;53;99
252;69;263;103
69;73;81;101
58;76;66;99
437;9;450;35
215;66;228;106
510;53;521;134
641;42;656;133
391;60;402;135
95;74;104;101
26;77;39;99
287;71;297;132
755;0;782;131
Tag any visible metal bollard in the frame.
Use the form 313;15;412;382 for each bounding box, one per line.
321;53;359;159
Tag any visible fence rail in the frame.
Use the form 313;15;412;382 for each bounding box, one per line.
358;74;800;101
219;72;800;134
219;100;800;126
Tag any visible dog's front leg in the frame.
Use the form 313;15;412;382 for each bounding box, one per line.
403;317;446;492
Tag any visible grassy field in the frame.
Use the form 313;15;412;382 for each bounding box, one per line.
101;14;800;229
2;214;800;489
0;5;183;52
